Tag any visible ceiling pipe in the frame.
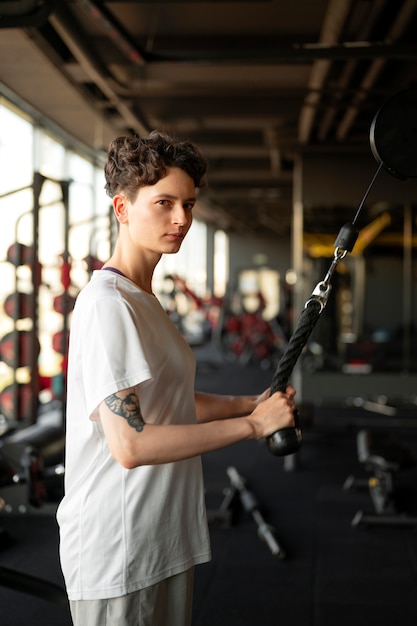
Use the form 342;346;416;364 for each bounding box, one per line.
123;42;417;64
264;128;282;176
336;0;417;141
317;0;389;142
42;0;417;104
298;0;353;145
73;0;146;66
47;0;417;67
49;2;150;135
79;0;414;68
0;0;55;27
0;0;39;14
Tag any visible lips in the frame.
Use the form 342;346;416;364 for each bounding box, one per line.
166;232;185;240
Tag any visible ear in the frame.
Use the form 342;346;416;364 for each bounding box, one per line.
113;195;128;224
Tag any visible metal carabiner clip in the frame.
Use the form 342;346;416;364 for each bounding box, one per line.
305;247;348;313
305;280;332;313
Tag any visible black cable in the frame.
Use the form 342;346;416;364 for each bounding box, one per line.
352;161;384;226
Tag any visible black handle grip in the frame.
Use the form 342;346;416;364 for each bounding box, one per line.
266;410;302;456
266;301;322;456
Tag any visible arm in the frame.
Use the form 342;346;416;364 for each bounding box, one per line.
194;389;271;423
99;386;295;469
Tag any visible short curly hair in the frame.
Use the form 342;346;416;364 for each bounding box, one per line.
104;130;208;201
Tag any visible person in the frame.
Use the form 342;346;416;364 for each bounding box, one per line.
57;130;296;626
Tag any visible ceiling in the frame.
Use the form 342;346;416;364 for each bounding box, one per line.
1;0;417;241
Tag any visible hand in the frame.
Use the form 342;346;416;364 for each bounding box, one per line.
255;387;271;405
249;386;296;440
256;384;296;407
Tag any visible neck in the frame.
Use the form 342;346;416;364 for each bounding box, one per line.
103;255;156;295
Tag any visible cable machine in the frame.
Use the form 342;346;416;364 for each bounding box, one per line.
213;88;417;555
267;87;417;458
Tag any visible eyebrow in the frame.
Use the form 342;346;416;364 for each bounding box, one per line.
153;192;197;203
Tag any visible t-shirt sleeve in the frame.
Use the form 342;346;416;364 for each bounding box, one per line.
79;295;152;417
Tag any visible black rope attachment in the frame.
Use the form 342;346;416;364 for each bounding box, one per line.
270;300;322;394
266;300;322;456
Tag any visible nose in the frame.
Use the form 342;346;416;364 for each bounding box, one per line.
172;204;190;226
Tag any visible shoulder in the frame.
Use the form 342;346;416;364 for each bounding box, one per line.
75;271;131;309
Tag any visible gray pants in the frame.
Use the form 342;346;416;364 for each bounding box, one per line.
69;568;194;626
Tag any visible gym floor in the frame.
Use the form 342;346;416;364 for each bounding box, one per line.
1;351;417;625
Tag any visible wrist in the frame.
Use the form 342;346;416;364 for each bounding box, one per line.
233;395;257;418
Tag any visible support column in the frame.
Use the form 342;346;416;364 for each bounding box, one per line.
284;155;304;471
206;223;215;295
403;203;412;371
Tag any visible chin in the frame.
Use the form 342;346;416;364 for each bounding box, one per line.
165;241;184;253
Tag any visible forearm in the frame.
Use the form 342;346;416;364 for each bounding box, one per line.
113;417;255;468
195;391;258;423
99;386;295;469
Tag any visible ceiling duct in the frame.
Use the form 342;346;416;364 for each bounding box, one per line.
0;0;55;27
49;1;150;135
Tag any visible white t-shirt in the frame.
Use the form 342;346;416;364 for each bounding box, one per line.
57;270;211;601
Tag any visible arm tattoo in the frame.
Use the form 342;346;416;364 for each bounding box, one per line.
104;392;145;433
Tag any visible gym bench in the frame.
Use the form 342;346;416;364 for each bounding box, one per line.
0;409;65;515
0;410;67;606
344;429;417;527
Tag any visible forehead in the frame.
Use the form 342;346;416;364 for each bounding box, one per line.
137;167;196;198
